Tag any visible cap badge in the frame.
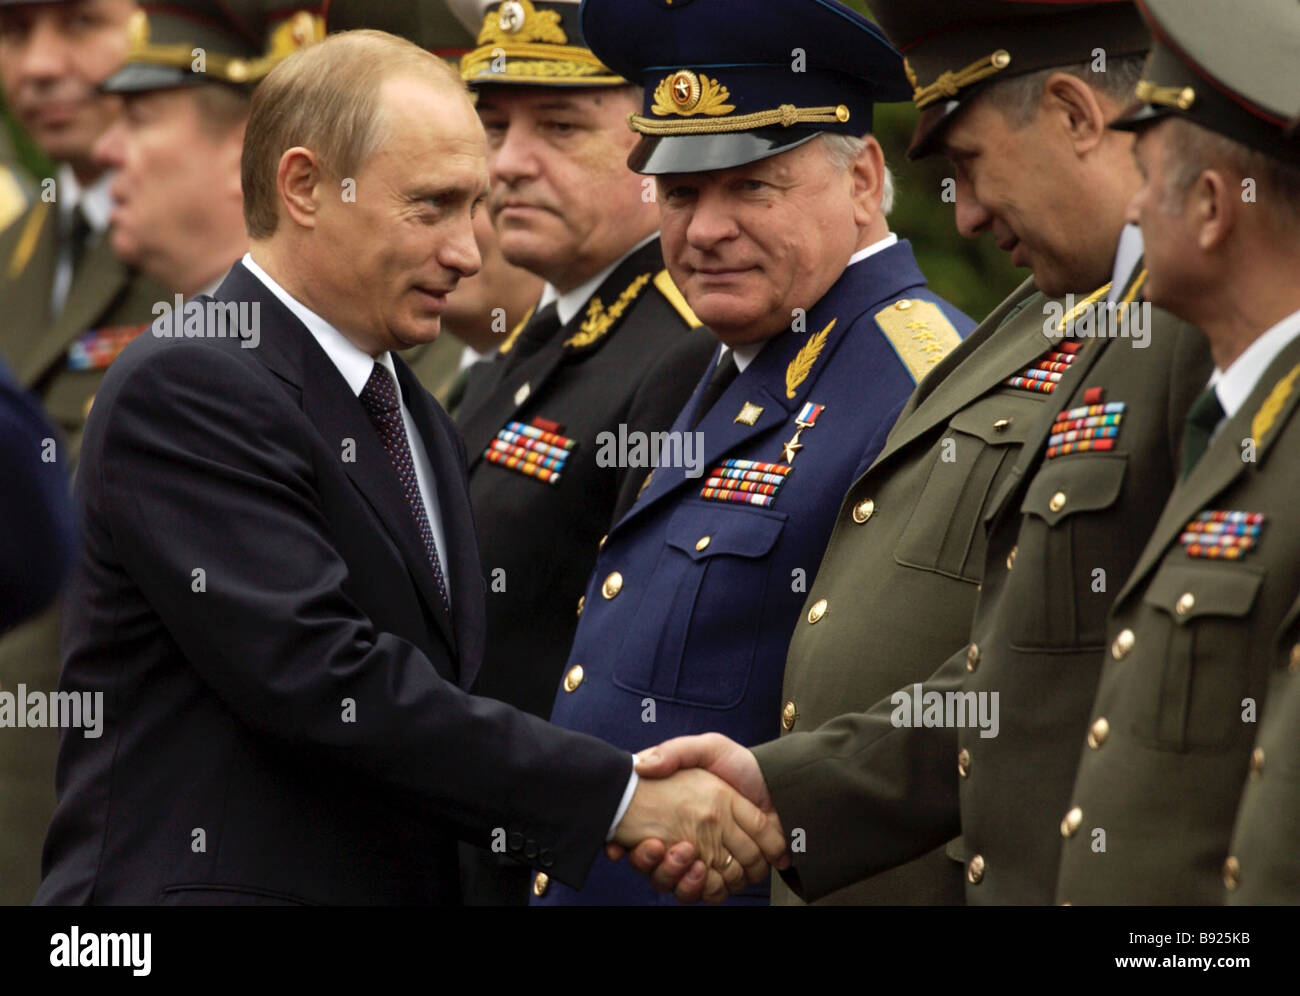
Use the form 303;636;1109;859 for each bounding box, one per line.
653;70;734;117
480;0;565;46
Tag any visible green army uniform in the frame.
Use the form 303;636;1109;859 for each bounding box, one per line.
404;334;475;410
751;0;1217;905
0;0;323;905
1057;0;1300;905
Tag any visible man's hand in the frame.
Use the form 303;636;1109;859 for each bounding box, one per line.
608;733;786;903
612;765;785;903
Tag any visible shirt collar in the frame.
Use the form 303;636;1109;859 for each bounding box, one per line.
538;232;660;327
846;232;898;268
1210;307;1300;420
58;164;114;234
1106;224;1145;304
241;252;400;400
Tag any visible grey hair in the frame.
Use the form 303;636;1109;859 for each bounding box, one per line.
978;53;1147;126
819;133;895;215
1161;117;1300;232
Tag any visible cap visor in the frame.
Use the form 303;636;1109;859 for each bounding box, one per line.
628;130;820;175
1108;103;1172;133
101;63;204;95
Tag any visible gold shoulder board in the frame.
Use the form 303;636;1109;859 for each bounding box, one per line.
874;298;962;383
652;270;702;329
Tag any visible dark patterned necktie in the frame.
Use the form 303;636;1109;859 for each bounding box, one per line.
1181;385;1226;480
359;362;450;613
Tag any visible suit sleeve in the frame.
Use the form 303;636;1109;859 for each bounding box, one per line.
752;644;967;901
0;362;75;631
98;342;631;889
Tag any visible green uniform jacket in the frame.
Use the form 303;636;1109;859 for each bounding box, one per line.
404;332;471;411
754;263;1212;904
0;199;164;905
1058;332;1300;905
772;276;1060;905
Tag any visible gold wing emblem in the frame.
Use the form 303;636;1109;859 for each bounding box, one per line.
785;320;835;399
565;272;653;349
1251;362;1300;444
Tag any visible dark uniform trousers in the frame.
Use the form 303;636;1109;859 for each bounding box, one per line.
453;239;715;904
1057;330;1300;904
0;200;165;905
754;262;1214;904
536;239;976;905
772;277;1065;904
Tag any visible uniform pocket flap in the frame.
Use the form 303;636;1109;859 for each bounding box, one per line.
665;501;785;561
947;392;1047;445
1021;454;1127;526
1143;562;1265;624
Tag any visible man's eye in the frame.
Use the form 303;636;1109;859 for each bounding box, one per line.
663;186;697;202
545;121;576;134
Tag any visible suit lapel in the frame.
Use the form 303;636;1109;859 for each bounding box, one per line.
215;264;460;655
16;233;132;387
396;357;485;689
1116;333;1300;607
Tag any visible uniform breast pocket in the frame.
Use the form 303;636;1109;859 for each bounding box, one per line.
1010;454;1127;650
613;501;785;710
1131;562;1263;749
894;393;1043;582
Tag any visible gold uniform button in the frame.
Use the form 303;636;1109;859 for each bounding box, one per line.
598;534;607;551
695;535;711;551
1223;856;1240;891
575;595;585;618
852;498;875;524
894;299;912;311
1088;717;1110;749
1006;545;1018;570
807;598;828;624
993;417;1011;433
1175;592;1195;617
1049;491;1067;513
562;665;584;693
957;748;971;778
966;643;980;672
967;854;985;884
602;572;623;599
1290;643;1300;672
533;872;550;897
781;700;798;731
1112;629;1135;661
1250;747;1265;777
1060;806;1083;838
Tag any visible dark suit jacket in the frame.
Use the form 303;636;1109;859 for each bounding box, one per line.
35;262;631;905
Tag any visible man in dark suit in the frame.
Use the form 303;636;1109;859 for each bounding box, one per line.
35;27;785;906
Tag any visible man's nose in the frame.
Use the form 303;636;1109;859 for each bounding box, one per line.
488;121;540;187
952;180;993;239
14;17;72;85
684;188;739;250
441;212;483;279
92;117;126;170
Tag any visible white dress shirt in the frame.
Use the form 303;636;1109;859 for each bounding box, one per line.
537;232;661;327
1208;307;1300;426
240;253;452;599
51;165;114;315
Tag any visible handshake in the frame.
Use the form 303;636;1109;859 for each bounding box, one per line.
608;733;787;904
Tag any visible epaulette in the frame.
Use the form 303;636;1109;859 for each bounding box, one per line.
652;269;702;329
875;298;962;383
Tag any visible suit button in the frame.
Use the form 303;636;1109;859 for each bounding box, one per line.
598;534;607;551
1175;592;1195;617
1223;856;1240;891
852;498;875;523
781;700;798;730
602;572;623;599
539;849;555;868
695;535;711;551
1111;629;1135;661
957;748;970;778
563;665;584;692
1006;545;1017;570
524;840;538;860
508;831;524;851
807;598;827;624
1049;491;1066;512
533;872;550;897
967;854;985;884
1060;806;1083;837
966;643;980;672
1250;747;1265;778
1290;643;1300;672
1088;717;1109;749
993;417;1011;433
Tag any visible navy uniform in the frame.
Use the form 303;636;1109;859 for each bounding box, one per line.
1057;0;1300;904
536;0;975;906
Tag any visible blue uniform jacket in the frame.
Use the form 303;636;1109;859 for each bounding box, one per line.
535;239;974;905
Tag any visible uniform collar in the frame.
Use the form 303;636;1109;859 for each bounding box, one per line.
540;232;660;327
57;164;114;234
1210;306;1300;420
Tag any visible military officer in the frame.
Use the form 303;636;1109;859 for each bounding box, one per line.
1057;0;1300;904
628;0;1216;907
0;0;162;907
539;0;976;907
324;0;542;411
444;0;717;904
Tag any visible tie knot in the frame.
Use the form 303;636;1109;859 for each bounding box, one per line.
360;361;401;417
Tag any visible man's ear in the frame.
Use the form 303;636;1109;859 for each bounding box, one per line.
1189;167;1238;252
1042;72;1109;156
848;134;887;228
277;146;323;230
